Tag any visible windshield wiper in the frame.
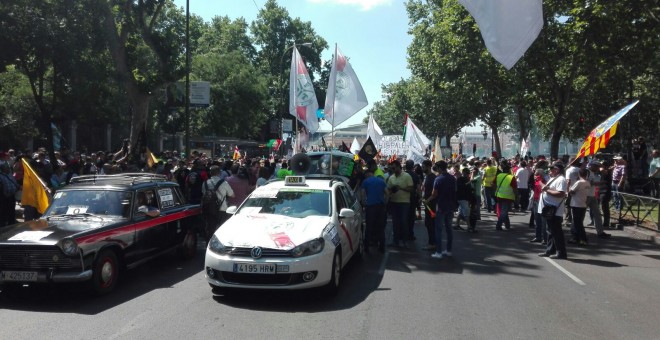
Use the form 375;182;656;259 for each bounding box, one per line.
47;213;104;221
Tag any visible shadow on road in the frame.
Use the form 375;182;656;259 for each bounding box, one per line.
211;252;384;312
0;242;207;315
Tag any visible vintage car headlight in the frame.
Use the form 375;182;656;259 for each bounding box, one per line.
291;238;325;258
59;239;80;256
208;235;231;255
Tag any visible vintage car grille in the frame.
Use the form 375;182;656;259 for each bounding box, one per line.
227;247;292;258
0;246;80;270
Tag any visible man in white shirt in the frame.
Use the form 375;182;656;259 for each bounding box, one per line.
538;163;568;259
515;161;531;213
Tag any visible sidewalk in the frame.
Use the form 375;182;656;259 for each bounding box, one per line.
475;209;660;247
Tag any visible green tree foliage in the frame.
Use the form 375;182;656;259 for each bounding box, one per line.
250;0;328;124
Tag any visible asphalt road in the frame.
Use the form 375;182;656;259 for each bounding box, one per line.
2;210;659;340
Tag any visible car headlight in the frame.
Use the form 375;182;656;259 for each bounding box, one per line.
59;239;79;256
291;238;325;258
208;235;231;254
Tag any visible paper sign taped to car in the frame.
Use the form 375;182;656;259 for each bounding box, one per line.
9;231;54;242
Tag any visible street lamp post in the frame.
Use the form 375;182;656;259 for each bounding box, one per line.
278;42;312;156
184;0;190;158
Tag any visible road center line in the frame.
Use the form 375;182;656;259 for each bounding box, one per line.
378;251;389;276
544;258;586;285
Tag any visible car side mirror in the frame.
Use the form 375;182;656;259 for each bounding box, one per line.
339;208;355;219
226;206;237;214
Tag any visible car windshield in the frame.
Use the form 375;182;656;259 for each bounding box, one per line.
238;188;331;218
44;190;133;218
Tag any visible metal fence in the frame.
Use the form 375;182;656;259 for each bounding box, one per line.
614;192;660;231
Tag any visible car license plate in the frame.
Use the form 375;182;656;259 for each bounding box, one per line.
1;271;38;282
233;263;277;274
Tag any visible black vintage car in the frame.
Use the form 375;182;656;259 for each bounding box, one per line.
0;173;202;295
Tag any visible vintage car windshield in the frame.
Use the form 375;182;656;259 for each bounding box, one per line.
238;188;331;218
44;190;133;218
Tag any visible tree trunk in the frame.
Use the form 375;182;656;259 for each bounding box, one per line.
492;125;502;158
127;92;151;162
516;104;528;142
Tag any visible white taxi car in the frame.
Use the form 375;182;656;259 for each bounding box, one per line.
204;175;363;294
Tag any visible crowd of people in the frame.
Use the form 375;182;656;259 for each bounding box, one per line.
359;149;660;260
1;141;659;262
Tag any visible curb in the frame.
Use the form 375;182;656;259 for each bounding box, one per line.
622;225;660;246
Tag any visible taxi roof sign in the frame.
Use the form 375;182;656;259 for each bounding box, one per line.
284;176;306;186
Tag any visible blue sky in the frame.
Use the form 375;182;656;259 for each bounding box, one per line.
173;0;412;131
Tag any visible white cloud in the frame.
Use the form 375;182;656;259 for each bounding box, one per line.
307;0;392;11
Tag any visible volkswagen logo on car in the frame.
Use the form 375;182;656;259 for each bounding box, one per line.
250;247;263;259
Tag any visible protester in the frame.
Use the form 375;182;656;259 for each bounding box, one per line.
611;154;627;212
202;165;234;242
494;162;517;231
421;160;436;249
538;163;568;259
425;160;456;259
0;161;19;227
586;161;610;238
361;170;387;253
482;159;497;213
226;163;252;207
386;160;414;248
568;168;591;246
649;149;660;198
530;168;548;244
515;161;531;213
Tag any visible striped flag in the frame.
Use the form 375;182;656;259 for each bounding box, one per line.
21;158;51;214
577;101;639;158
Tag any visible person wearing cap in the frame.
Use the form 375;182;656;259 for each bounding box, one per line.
538;163;568;259
386;160;414;248
611;154;626;212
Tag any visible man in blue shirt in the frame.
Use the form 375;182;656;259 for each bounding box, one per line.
361;170;388;253
424;160;457;259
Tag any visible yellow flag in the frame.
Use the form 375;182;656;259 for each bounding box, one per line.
146;147;158;168
21;158;51;214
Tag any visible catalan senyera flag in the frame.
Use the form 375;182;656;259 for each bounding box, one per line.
577;100;639;158
21;158;51;214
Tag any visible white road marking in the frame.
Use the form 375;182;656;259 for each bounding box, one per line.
544;258;586;285
378;251;389;276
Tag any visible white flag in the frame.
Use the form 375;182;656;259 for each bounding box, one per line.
350;137;361;154
289;46;319;133
459;0;543;70
324;45;368;127
367;114;383;147
403;114;431;153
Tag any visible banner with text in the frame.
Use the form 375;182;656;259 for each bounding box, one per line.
379;135;409;156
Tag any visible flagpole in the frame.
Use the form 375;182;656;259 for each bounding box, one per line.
329;43;337;175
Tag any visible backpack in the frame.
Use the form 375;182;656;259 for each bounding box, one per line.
201;178;225;216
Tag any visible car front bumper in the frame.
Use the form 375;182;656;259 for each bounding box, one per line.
204;248;334;290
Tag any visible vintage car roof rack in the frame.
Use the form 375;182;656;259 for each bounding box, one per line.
69;173;168;185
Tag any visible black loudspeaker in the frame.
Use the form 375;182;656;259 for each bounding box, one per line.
290;153;311;175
